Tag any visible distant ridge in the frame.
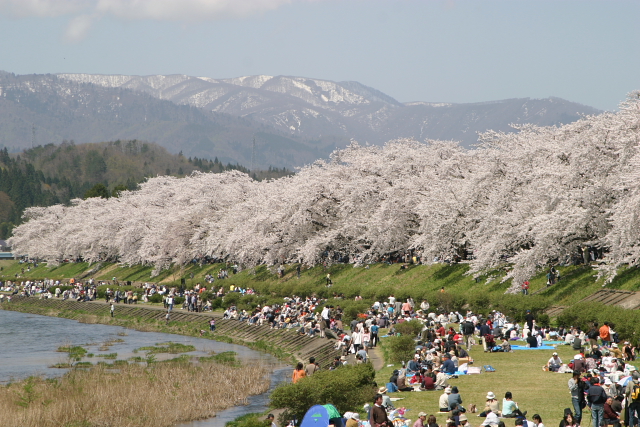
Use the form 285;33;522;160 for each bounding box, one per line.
0;71;602;167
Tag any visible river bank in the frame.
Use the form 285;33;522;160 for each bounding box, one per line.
0;309;288;427
0;296;341;367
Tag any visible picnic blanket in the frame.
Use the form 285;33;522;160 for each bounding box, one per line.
511;345;556;350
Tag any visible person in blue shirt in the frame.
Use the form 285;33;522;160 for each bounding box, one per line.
442;354;456;375
371;323;380;347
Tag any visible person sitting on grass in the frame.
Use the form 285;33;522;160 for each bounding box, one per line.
479;392;500;417
526;333;538;348
448;386;465;413
439;387;452;412
480;409;500;427
531;414;544;427
502;392;526;418
547;352;563;372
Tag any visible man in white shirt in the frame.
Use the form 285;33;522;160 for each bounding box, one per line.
547;352;563;372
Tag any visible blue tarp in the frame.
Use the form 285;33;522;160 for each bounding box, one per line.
300;404;342;427
511;345;556;350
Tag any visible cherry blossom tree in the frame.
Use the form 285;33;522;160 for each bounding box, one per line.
9;91;640;290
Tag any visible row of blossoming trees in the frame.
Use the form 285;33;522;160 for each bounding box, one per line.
9;93;640;291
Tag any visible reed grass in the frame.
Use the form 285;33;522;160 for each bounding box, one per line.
1;359;270;427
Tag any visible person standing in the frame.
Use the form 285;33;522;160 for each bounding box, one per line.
625;371;640;427
110;303;114;317
370;323;380;347
588;377;608;427
305;357;319;376
568;371;584;424
209;318;216;332
292;362;306;384
371;394;392;427
462;318;475;350
600;322;612;347
525;310;534;331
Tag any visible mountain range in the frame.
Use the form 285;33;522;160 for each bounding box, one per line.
0;71;602;168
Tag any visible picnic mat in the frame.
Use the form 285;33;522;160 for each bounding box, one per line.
511;345;556;350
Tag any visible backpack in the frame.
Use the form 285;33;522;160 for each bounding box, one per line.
631;382;640;401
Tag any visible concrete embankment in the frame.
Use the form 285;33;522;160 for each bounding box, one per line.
0;297;341;367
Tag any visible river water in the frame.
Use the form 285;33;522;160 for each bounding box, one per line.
0;309;289;427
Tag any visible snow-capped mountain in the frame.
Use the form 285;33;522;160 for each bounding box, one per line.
57;73;601;146
0;70;602;168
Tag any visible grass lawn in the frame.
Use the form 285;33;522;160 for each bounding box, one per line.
374;336;613;427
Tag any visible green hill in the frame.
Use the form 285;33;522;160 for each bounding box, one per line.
0;141;291;238
3;259;640;316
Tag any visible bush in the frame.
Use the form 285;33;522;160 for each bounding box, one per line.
225;413;271;427
270;363;375;424
147;294;163;303
339;300;372;324
394;319;423;337
223;292;241;307
385;335;416;364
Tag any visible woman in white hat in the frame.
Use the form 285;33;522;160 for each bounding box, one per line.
439;387;452;412
480;392;500;417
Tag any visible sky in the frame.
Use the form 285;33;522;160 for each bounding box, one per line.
0;0;638;111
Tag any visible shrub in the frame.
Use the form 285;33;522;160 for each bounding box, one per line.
385;335;416;364
147;294;163;303
223;292;241;307
339;300;373;324
226;413;271;427
394;319;423;337
270;363;375;424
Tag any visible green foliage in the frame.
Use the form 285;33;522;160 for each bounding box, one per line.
84;183;109;199
339;300;372;324
225;413;271;427
557;302;640;346
394;320;423;337
385;335;416;364
137;342;196;354
13;377;40;408
270;363;375;423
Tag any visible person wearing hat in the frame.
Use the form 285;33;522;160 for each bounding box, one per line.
572;354;586;373
480;392;500;417
413;412;428;427
459;414;471;427
378;386;396;411
611;343;624;359
345;412;361;427
439;387;452;412
546;352;563;372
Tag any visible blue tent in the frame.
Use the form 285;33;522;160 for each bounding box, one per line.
300;404;343;427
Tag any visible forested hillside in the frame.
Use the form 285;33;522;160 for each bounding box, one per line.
0;140;291;239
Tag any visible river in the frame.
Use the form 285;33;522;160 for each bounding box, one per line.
0;309;290;427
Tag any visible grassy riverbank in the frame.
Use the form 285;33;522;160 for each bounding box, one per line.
4;259;640;311
374;336;588;427
1;354;269;427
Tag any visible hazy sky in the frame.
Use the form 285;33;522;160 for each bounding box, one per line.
0;0;637;111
